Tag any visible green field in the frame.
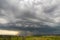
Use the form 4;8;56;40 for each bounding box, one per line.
0;35;60;40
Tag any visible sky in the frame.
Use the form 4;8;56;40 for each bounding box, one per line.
0;0;60;35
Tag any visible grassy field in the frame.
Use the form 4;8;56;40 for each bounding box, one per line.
26;36;60;40
0;35;60;40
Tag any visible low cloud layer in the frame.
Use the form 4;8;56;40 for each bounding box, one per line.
0;0;60;34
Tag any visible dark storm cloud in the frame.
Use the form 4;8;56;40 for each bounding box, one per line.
0;0;60;34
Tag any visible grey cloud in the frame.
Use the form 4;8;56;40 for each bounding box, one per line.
0;0;58;26
44;5;58;14
0;0;57;25
0;0;60;35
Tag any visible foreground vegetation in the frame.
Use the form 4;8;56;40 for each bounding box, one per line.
0;35;60;40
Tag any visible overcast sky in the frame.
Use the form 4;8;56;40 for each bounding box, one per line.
0;0;60;35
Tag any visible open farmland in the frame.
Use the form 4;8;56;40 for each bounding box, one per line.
0;35;60;40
